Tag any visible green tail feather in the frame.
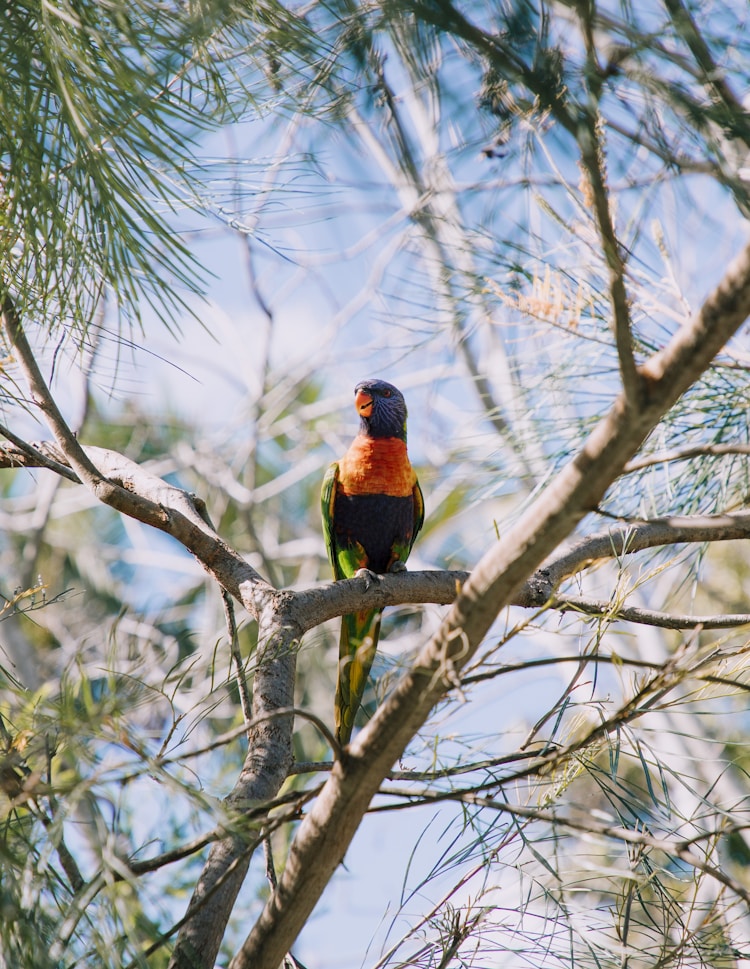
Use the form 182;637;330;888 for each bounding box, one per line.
335;609;382;745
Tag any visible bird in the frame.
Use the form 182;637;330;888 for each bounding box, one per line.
321;378;424;746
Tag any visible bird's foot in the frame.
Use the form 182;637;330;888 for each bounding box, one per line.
389;560;407;573
354;567;378;590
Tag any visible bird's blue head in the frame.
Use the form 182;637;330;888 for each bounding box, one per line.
355;379;408;440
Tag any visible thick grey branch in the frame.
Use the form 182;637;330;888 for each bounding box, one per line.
168;610;297;969
0;437;273;617
0;413;287;969
287;511;750;629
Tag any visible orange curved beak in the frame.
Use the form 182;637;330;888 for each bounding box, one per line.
355;389;373;417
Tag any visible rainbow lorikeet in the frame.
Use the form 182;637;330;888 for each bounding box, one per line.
321;379;424;745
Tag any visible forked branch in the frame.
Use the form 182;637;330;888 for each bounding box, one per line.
229;236;750;969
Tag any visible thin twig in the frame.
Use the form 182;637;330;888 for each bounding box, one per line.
0;424;79;482
378;790;750;906
553;593;750;629
1;293;112;491
223;589;253;729
264;837;278;890
663;0;750;143
624;442;750;472
577;116;640;403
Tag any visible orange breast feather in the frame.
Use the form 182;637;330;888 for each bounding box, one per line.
337;436;416;497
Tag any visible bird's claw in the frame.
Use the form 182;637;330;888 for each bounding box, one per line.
354;567;378;590
389;560;407;573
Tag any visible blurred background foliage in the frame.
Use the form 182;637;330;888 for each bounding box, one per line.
2;0;750;966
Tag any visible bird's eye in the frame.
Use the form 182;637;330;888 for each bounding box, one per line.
382;389;392;397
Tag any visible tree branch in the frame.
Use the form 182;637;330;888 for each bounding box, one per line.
623;441;750;472
167;605;297;968
553;593;750;629
577;118;640;403
541;511;750;588
0;426;79;482
229;234;750;969
4;433;750;628
0;292;292;969
663;0;750;146
575;7;641;405
2;293;122;496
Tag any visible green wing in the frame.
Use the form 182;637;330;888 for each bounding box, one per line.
321;462;341;579
389;476;425;568
412;477;425;554
321;459;371;580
